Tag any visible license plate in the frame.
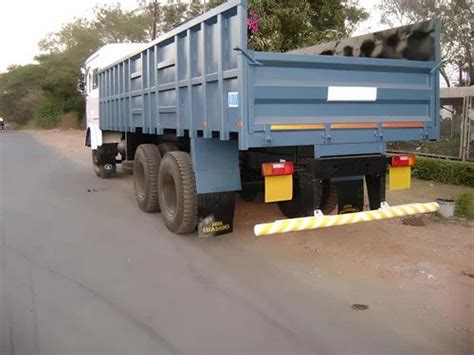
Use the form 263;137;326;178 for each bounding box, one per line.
264;175;293;203
389;166;411;190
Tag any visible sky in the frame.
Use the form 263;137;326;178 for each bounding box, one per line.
0;0;383;73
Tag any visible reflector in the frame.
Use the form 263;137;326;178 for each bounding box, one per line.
261;161;294;177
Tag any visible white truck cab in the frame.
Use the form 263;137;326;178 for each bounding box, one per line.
84;43;145;149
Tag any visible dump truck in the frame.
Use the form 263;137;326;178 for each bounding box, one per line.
84;0;441;237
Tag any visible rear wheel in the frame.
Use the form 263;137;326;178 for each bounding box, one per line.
321;183;337;214
133;144;161;213
158;151;198;234
92;145;117;178
239;189;258;202
278;179;336;218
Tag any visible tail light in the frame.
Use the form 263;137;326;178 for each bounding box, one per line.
391;155;416;167
262;161;294;176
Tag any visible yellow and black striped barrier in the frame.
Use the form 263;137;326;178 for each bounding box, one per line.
254;202;439;237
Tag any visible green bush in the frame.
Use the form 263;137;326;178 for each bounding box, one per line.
455;192;474;219
35;100;63;128
412;157;474;187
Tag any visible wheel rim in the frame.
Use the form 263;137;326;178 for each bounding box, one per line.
134;162;146;200
162;171;177;216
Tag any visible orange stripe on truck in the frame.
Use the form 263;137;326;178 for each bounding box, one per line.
270;122;424;131
382;122;424;128
270;124;324;131
331;123;377;129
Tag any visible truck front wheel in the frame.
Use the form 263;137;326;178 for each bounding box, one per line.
133;144;161;213
92;145;117;178
158;151;198;234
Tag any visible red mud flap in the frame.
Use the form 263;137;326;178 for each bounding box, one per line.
254;202;439;237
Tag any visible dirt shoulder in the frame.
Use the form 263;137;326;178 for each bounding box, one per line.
29;129;474;347
26;129;89;164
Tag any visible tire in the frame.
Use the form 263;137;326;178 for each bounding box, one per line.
239;189;258;202
158;143;179;156
92;148;117;178
158;151;198;234
321;183;337;214
278;179;336;218
133;144;161;213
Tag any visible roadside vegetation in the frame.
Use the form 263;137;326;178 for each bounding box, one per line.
410;157;474;219
0;0;368;129
413;157;474;187
455;192;474;219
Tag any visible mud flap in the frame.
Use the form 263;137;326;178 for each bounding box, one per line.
198;192;236;237
336;179;364;214
366;173;386;209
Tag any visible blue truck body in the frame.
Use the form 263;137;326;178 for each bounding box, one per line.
98;0;440;155
92;0;441;235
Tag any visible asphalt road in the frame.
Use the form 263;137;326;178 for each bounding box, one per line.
0;132;470;355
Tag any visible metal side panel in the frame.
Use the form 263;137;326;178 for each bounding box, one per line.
98;0;248;139
247;51;440;154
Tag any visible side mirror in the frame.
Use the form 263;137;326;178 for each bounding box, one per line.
77;82;86;95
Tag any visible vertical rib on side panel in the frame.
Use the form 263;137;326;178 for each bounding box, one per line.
175;35;182;136
237;0;249;150
120;63;127;132
186;29;194;137
217;14;226;140
201;21;210;138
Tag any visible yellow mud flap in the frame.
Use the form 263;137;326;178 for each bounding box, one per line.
264;175;293;203
254;202;439;236
389;166;411;190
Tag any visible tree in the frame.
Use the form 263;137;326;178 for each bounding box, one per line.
1;0;369;126
379;0;473;86
94;4;149;43
36;4;150;114
0;65;47;124
185;0;225;20
204;0;227;10
341;0;371;34
187;1;204;20
247;0;368;52
38;19;100;55
140;0;190;39
139;0;162;40
161;2;188;32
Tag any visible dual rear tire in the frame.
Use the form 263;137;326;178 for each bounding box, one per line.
133;144;198;234
158;152;198;234
133;144;161;213
278;180;337;218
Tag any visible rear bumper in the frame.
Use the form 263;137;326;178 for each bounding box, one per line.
254;202;439;236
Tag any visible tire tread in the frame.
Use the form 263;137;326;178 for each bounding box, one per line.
134;144;161;213
159;151;198;234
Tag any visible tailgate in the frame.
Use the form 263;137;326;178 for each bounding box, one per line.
246;52;439;148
